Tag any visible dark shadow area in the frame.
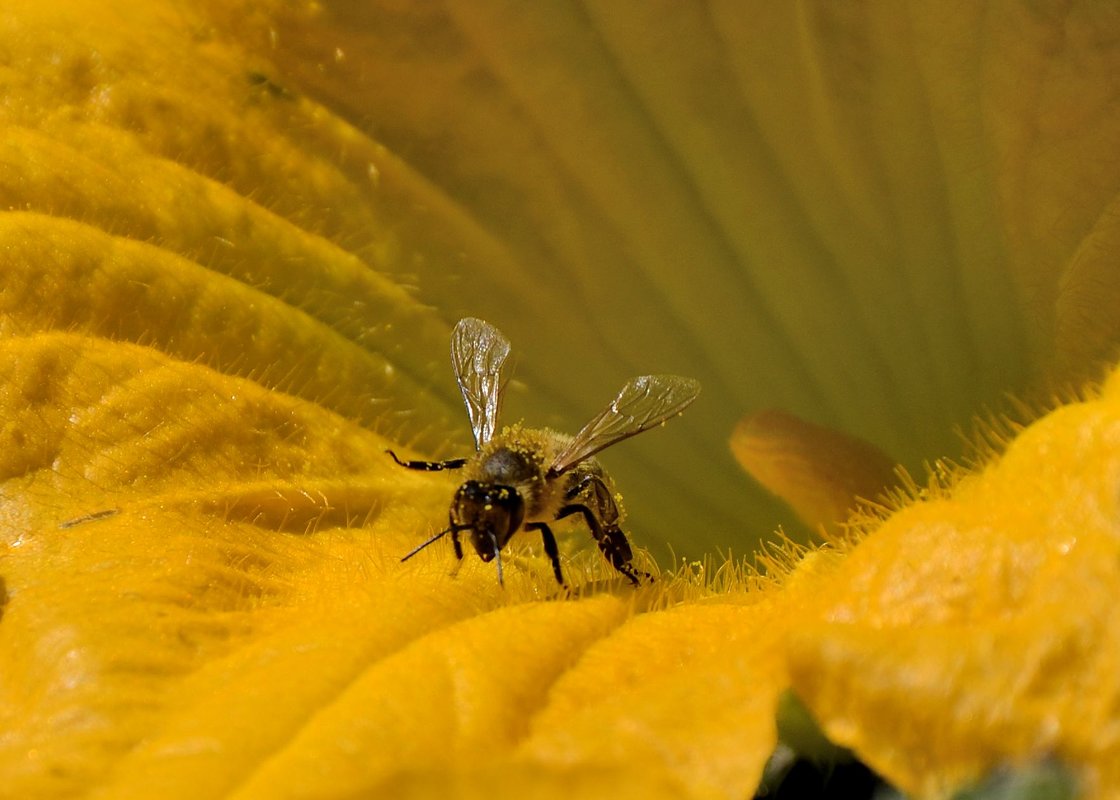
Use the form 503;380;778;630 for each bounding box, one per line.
756;756;887;799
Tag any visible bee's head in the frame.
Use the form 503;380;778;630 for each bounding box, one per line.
451;480;525;559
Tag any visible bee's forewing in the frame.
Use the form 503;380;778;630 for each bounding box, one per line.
451;318;512;449
549;375;700;475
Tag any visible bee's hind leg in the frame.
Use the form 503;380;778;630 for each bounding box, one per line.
554;504;649;586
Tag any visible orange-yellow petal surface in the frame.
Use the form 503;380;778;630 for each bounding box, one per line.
787;364;1120;798
4;1;1120;799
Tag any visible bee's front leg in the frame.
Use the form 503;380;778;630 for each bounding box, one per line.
450;525;465;561
386;450;468;471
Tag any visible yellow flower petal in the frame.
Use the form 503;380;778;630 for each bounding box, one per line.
788;363;1120;797
4;2;1120;799
519;601;786;797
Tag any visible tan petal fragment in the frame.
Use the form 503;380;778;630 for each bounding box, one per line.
1054;193;1120;381
731;409;897;539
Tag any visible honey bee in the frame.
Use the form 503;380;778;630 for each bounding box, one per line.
389;317;700;587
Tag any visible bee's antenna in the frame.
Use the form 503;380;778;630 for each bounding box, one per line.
401;526;453;562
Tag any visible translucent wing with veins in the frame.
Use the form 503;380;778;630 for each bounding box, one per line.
451;317;512;449
549;375;701;475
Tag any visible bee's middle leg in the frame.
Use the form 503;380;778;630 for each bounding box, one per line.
525;522;566;585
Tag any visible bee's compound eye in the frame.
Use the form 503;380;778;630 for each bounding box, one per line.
455;481;483;501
